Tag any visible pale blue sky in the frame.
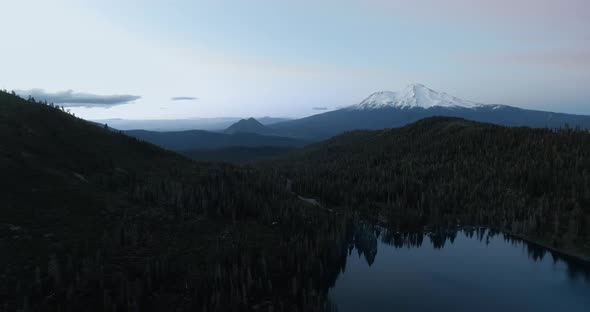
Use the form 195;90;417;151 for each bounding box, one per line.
1;0;589;119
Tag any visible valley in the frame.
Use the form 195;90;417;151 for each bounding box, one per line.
2;89;590;311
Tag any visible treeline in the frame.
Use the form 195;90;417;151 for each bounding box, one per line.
270;117;590;259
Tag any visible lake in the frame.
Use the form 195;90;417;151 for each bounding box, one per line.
329;225;590;312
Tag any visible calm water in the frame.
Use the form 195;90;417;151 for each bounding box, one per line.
329;226;590;312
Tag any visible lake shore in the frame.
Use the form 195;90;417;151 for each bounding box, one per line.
501;230;590;264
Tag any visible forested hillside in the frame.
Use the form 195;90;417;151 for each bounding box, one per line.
3;89;590;311
182;146;298;163
0;91;341;311
272;117;590;259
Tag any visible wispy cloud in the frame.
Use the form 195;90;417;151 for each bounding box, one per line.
312;106;328;111
15;89;140;108
171;96;198;101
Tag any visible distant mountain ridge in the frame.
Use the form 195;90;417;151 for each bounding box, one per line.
125;129;306;151
93;116;291;131
94;84;590;142
100;84;590;152
268;84;590;140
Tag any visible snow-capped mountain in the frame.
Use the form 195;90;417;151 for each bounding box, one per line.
268;84;590;140
354;83;478;110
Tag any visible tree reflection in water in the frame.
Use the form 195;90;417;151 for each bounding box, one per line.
330;220;590;311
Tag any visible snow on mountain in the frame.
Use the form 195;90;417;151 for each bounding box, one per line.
353;83;480;110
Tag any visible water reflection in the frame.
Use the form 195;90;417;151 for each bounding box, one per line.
331;222;590;312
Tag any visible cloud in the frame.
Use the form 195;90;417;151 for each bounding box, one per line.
171;96;198;101
312;106;328;111
15;89;140;108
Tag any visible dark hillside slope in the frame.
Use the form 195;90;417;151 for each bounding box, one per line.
182;146;297;163
0;91;340;311
272;117;590;259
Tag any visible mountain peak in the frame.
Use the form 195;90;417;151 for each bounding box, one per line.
355;84;478;110
404;82;426;90
224;117;269;135
399;83;427;97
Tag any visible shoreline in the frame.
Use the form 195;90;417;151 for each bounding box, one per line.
345;212;590;264
499;229;590;264
372;217;590;264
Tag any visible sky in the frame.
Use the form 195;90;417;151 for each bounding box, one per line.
1;0;589;119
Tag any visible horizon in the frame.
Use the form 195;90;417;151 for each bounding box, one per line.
2;0;589;119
